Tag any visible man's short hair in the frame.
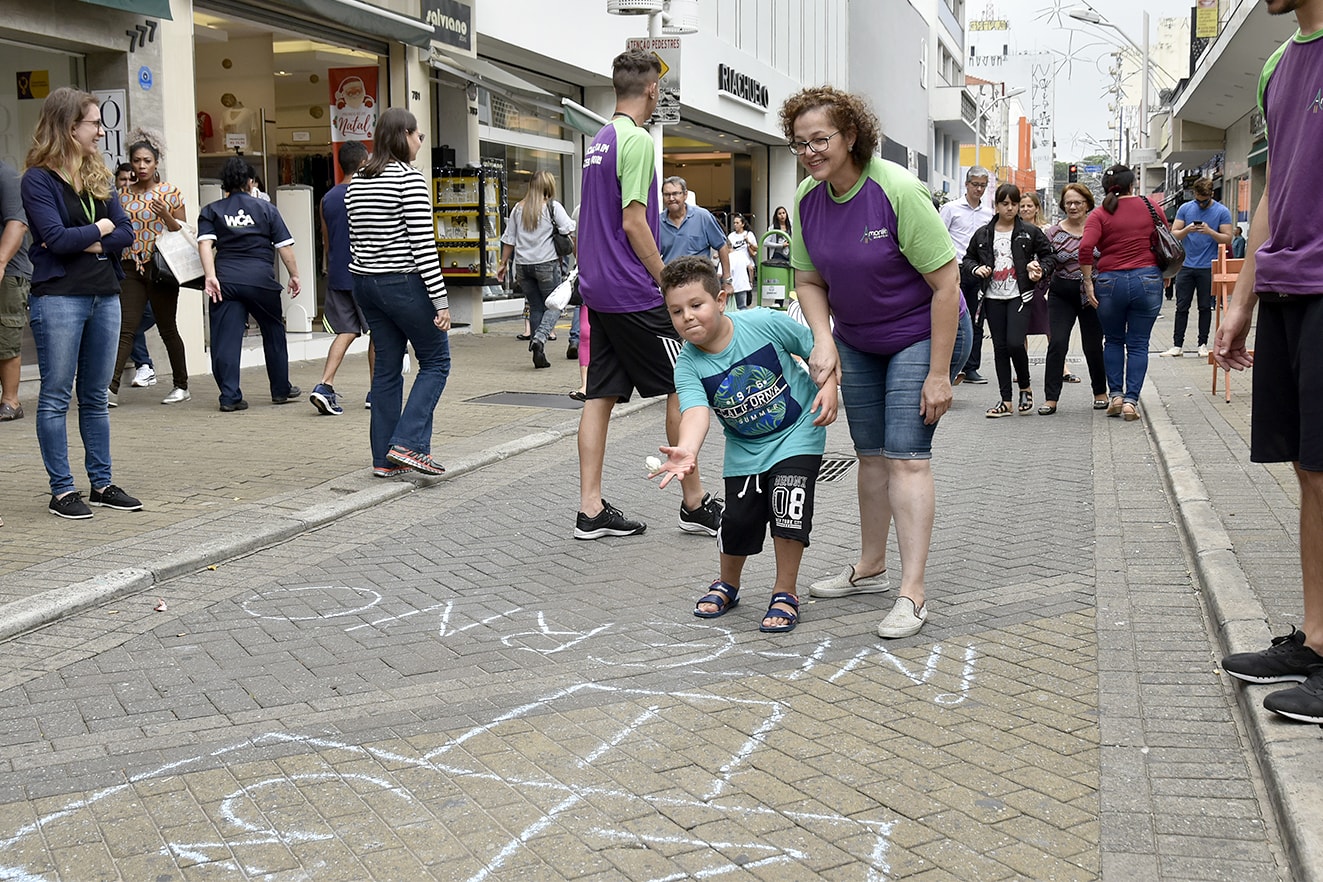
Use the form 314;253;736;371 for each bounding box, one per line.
337;140;368;177
966;166;991;183
661;255;720;298
612;50;661;100
662;175;688;193
1192;178;1214;199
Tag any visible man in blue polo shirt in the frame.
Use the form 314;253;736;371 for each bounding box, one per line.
659;176;732;295
1163;177;1233;359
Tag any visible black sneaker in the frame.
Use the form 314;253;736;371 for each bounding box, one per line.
531;340;550;369
1263;669;1323;723
272;385;303;405
575;500;646;540
90;484;143;511
49;492;93;519
678;493;723;536
963;369;989;384
219;399;249;412
1221;628;1323;684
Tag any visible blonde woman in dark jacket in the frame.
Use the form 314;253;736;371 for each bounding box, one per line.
962;182;1054;418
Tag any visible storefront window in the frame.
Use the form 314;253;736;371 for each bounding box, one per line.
0;47;82;169
480;142;576;302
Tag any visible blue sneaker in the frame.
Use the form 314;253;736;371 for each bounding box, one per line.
310;383;343;416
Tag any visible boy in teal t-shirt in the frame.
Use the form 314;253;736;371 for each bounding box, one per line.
653;256;837;633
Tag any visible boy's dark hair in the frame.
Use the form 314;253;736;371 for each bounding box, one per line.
337;140;368;177
994;182;1021;205
612;50;661;99
661;255;721;298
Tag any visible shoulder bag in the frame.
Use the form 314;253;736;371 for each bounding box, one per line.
1141;196;1184;280
547;201;575;258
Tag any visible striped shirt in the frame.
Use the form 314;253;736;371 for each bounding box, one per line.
346;161;447;310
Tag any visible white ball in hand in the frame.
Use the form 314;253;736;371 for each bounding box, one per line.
645;455;663;472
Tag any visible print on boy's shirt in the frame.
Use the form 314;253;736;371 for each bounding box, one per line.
699;343;802;438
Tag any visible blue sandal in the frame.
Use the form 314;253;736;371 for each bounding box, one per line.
694;580;739;618
759;592;799;633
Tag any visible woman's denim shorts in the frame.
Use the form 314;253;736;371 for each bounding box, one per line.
837;312;971;459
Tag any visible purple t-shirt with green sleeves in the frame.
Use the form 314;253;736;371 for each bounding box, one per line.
791;157;960;355
577;116;661;313
1256;31;1323;295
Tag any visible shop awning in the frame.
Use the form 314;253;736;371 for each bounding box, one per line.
561;99;608;137
280;0;433;47
81;0;173;20
430;53;558;110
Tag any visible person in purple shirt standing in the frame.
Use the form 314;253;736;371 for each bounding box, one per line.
572;49;721;541
1217;0;1323;725
782;85;972;640
21;87;141;519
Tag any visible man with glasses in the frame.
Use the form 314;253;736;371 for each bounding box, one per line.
939;167;993;383
658;176;732;293
1163;177;1232;359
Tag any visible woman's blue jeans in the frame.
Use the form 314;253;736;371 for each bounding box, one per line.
29;293;120;496
1094;266;1163;404
352;273;451;468
522;260;563;345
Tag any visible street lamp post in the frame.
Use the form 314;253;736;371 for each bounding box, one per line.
1069;8;1153;190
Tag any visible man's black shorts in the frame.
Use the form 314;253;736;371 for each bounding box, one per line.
1251;293;1323;471
718;455;822;557
585;304;682;402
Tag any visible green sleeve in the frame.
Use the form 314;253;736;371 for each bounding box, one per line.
875;161;956;274
617;123;655;210
1259;38;1290;140
789;177;818;273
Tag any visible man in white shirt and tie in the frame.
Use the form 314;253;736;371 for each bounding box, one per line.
939;166;993;384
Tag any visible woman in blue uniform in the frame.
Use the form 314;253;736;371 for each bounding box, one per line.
197;158;302;411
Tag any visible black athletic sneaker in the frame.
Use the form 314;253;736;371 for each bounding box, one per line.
90;484;142;511
574;500;646;540
1221;628;1323;684
678;493;723;536
219;399;249;412
49;492;93;519
272;385;303;405
1263;670;1323;724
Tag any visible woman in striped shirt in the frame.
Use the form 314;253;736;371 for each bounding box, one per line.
347;108;451;477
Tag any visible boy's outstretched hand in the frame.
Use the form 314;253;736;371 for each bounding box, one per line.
649;445;696;490
811;381;838;427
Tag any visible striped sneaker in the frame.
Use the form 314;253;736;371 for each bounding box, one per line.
386;444;446;476
372;465;410;478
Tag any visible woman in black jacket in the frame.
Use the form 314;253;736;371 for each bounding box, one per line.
962;183;1054;418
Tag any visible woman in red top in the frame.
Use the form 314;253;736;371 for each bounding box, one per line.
1078;165;1166;422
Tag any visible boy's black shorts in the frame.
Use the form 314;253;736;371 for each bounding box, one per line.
718;454;822;557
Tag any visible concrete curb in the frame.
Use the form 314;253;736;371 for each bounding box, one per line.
0;396;661;643
1143;376;1323;882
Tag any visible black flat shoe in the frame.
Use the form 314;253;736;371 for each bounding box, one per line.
1038;404;1057;415
1093;398;1109;410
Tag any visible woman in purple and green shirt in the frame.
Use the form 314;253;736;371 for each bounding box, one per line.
782;86;972;640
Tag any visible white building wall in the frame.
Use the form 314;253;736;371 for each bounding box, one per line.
849;0;930;176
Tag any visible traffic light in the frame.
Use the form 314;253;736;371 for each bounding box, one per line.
1068;163;1079;183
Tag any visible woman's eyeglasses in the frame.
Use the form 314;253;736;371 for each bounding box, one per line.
787;131;841;155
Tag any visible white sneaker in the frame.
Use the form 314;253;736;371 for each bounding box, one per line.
161;387;191;404
106;390;118;408
877;597;927;639
809;565;890;598
1160;346;1183;357
132;365;157;387
1197;345;1209;358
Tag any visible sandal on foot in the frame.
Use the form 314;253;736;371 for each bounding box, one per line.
1122;401;1140;422
694;580;739;618
986;401;1013;419
1063;372;1082;383
759;592;799;633
1018;389;1034;413
1106;396;1123;417
1037;403;1057;415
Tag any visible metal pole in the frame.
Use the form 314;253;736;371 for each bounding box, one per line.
1139;11;1150;191
649;11;664;189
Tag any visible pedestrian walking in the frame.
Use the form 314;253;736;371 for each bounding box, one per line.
766;205;792;264
1039;183;1107;414
1216;0;1323;725
346;107;451;478
21;87;141;519
0;159;31;425
310;139;373;416
197;156;302;413
495;170;575;370
1162;177;1233;359
655;256;837;633
780;84;972;639
963;182;1053;418
1079;164;1166;423
726;213;757;309
572;49;721;540
108;129;192;406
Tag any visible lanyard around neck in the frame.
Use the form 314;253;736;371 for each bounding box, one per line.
57;169;97;223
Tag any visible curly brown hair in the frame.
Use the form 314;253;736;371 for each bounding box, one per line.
779;86;880;169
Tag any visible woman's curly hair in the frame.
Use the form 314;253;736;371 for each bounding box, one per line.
126;126;166;161
779;86;880;169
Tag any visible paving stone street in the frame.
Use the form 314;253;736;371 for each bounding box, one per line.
0;321;1318;881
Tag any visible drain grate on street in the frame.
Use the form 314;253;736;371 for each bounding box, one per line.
464;391;583;410
818;457;857;483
